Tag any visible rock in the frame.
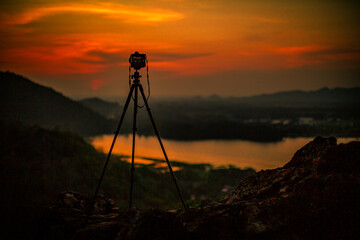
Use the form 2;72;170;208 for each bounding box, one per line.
283;136;337;169
41;137;360;239
39;191;136;240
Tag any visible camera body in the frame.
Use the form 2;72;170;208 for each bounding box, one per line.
129;52;146;70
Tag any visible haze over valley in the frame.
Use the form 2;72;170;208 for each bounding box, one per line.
2;71;359;143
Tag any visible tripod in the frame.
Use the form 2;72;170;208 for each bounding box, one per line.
93;70;187;209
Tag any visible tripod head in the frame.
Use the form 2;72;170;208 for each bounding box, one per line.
131;70;141;84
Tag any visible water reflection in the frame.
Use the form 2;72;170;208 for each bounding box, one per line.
89;135;357;171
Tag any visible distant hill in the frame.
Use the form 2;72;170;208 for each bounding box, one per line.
184;87;360;107
78;97;122;119
0;71;115;136
1;71;359;141
75;87;360;141
233;87;360;107
80;87;360;119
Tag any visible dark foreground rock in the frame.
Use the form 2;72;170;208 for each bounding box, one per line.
40;137;360;239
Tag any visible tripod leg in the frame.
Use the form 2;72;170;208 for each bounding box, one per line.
129;85;138;208
93;84;135;199
138;84;187;209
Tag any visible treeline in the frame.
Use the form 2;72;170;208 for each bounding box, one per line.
105;104;360;142
80;94;360;142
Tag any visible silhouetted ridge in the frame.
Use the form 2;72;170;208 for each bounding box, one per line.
2;70;359;141
0;71;114;135
78;97;122;119
80;87;360;141
237;87;360;107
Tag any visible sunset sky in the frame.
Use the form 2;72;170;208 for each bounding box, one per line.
1;0;359;98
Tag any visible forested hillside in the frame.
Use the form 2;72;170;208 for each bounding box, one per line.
0;122;254;238
0;71;114;136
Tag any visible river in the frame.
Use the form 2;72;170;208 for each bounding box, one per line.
89;135;357;171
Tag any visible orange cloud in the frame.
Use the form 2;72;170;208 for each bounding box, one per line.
3;45;106;74
2;3;184;25
273;45;327;55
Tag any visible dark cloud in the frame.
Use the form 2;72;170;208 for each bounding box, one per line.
82;50;128;64
301;47;360;68
81;50;213;64
303;47;360;57
150;52;213;62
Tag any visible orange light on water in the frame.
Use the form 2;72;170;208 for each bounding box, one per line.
90;135;358;171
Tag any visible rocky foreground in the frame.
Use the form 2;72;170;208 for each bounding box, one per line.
39;137;360;239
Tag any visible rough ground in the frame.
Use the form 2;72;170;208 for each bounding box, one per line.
39;137;360;239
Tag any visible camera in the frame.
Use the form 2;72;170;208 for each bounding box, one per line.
129;52;146;70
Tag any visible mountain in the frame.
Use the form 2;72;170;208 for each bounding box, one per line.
235;87;360;107
0;71;114;136
1;70;359;141
78;97;123;119
79;87;360;119
41;137;360;239
78;87;360;141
